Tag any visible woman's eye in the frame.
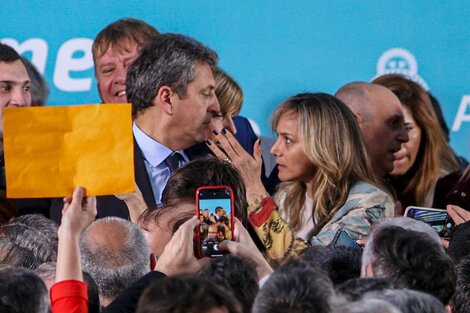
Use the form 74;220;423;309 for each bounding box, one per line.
285;137;292;144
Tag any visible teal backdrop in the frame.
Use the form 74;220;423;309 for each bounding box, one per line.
2;1;469;159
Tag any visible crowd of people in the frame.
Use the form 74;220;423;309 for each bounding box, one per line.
1;17;469;313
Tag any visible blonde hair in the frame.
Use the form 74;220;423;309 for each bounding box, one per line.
272;93;378;237
373;74;458;205
213;67;243;116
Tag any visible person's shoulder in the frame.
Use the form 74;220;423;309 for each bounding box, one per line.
347;181;394;209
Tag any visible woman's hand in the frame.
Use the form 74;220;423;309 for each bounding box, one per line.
206;128;268;203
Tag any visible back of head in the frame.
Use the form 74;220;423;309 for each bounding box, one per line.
361;217;442;276
127;33;218;117
0;236;39;269
80;216;150;303
136;275;242;313
252;258;334;313
21;57;49;106
200;255;258;313
0;214;58;263
0;266;49;313
448;221;470;264
0;43;22;63
92;18;159;64
451;256;470;313
300;245;362;286
161;155;248;223
334;298;401;313
336;277;395;301
364;288;446;313
370;225;456;304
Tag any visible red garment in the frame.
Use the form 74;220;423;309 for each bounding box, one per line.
50;280;88;313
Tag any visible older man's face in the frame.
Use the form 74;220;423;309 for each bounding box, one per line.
0;60;31;137
95;38;139;104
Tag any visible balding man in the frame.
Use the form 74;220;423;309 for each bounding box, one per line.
79;217;152;307
336;83;409;178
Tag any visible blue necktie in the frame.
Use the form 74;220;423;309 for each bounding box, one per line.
165;152;183;173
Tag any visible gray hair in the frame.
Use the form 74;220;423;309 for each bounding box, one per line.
334;298;402;313
364;289;446;313
0;214;58;264
127;33;218;117
361;217;442;276
252;259;335;313
0;266;49;313
80;217;151;300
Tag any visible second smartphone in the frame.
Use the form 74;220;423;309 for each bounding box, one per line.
195;186;235;258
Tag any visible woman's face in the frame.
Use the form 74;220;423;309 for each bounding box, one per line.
208;107;238;135
270;111;315;183
391;106;422;176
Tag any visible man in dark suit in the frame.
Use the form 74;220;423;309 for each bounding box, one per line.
52;33;220;223
20;22;220;224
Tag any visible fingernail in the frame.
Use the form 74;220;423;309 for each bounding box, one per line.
212;130;218;136
206;139;212;145
221;128;227;135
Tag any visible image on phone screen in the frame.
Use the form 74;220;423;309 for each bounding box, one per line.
196;186;234;258
405;207;454;238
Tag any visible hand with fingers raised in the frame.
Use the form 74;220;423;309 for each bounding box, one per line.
206;128;268;203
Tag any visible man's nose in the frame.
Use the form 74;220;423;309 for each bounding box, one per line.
398;125;409;143
114;66;127;84
10;87;29;107
210;95;220;113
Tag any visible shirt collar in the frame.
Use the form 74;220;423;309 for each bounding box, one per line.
133;122;173;167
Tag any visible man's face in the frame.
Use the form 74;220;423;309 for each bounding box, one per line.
0;60;31;136
95;38;139;104
360;88;409;178
170;62;220;146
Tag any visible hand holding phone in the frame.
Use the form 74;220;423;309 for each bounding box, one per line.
404;206;454;238
195;186;235;258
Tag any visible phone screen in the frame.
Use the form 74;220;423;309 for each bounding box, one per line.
196;186;234;258
331;230;363;250
405;207;454;238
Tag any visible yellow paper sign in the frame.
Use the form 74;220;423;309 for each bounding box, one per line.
3;104;135;198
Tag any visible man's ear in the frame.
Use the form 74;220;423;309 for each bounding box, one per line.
150;253;157;271
364;260;374;277
354;112;365;125
155;86;175;116
445;304;453;313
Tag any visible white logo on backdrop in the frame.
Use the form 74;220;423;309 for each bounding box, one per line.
373;47;429;91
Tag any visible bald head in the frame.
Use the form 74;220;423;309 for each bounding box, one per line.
80;217;151;306
335;82;408;178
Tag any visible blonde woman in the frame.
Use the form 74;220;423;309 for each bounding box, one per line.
373;74;458;209
207;93;395;261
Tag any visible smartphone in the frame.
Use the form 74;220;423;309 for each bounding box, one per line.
195;186;235;258
330;229;363;250
404;206;454;238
